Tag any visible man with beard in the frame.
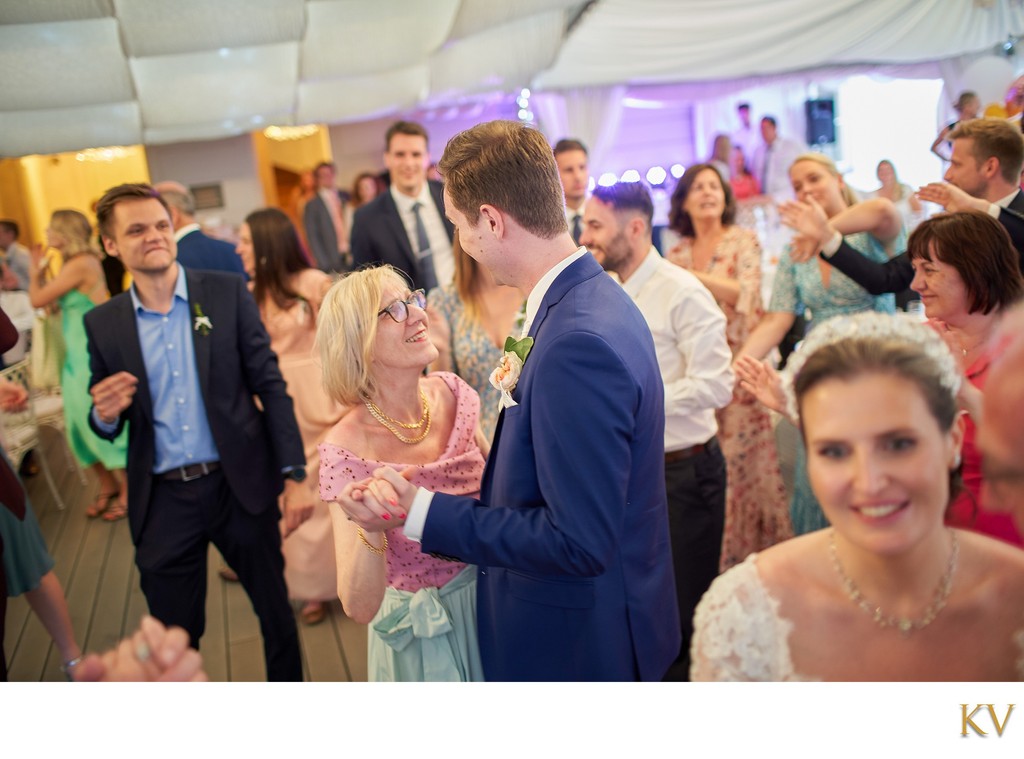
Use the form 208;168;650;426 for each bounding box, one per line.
580;181;734;680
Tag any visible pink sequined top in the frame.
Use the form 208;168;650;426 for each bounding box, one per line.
318;372;486;592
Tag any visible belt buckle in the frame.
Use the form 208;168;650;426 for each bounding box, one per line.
180;462;208;482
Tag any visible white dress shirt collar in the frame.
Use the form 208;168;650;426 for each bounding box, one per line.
390;182;430;213
995;189;1020;209
174;222;200;242
520;247;588;338
619;246;661;298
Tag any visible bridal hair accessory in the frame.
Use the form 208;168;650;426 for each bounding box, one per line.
830;528;959;636
780;312;962;421
491;336;534;409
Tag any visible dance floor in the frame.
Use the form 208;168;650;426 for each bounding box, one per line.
3;427;368;682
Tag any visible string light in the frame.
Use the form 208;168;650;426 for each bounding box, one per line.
516;88;534;123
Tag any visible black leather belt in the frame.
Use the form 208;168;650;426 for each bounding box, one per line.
158;461;221;482
665;437;718;464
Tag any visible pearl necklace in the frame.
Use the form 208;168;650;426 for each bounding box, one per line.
828;528;958;637
364;389;431;444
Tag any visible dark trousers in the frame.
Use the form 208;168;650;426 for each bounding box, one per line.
662;439;726;682
134;470;302;681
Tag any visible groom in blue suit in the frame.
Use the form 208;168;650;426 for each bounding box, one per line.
339;121;680;681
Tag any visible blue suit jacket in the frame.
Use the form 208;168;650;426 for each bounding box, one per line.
350;181;454;291
423;253;680;681
176;229;247;278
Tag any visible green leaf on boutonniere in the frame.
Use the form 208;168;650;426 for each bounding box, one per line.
503;336;534;364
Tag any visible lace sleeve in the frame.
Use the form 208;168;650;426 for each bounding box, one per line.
690;554;796;682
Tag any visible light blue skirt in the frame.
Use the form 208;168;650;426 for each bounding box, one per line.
368;566;483;682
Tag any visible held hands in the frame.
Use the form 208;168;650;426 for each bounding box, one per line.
282;479;315;538
733;355;789;417
335;466;417;531
90;371;139;424
778;197;832;263
71;615;207;682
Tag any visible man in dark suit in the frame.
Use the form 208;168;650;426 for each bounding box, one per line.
339;121;680;681
350;121;455;291
785;117;1024;289
85;184;311;681
302;161;349;273
553;138;590;246
152;181;247;278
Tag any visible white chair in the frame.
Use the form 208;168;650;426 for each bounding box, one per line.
31;385;86;485
0;359;66;510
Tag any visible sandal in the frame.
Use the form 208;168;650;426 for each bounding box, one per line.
86;491;118;519
300;602;326;626
102;500;128;522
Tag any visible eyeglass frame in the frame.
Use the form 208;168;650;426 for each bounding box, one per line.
377;289;427;323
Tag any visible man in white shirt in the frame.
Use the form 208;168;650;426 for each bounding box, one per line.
554;138;590;245
730;102;760;166
751;116;806;201
351;121;455;291
336;120;680;681
580;181;735;681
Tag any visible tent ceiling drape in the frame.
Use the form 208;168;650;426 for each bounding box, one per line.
0;0;1020;157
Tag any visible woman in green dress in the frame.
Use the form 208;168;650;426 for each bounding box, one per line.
29;210;128;520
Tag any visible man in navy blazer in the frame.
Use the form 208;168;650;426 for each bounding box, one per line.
350;121;455;291
338;121;680;681
84;184;310;680
153;181;247;278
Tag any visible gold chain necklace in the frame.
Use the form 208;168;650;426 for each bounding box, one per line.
829;528;958;637
365;390;429;429
364;390;431;444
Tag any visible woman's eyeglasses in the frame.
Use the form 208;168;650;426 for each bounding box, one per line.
378;289;427;323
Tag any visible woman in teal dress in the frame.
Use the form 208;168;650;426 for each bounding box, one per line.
737;153;904;534
28;210;128;521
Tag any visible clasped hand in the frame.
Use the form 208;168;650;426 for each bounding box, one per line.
778;197;832;263
335;466;417;531
90;371;139;424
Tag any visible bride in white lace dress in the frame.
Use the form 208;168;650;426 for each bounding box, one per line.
694;313;1024;681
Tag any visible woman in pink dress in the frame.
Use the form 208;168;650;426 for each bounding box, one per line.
316;265;487;681
236;208;345;625
906;211;1024;546
666;163;791;569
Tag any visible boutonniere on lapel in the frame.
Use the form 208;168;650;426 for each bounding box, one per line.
193;303;213;336
490;336;533;409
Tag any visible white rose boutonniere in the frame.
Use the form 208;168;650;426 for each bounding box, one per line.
193;303;213;335
490;336;534;409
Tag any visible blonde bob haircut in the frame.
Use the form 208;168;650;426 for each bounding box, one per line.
317;265;411;407
789;152;858;208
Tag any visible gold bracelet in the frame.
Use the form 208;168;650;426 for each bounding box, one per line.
356;526;387;556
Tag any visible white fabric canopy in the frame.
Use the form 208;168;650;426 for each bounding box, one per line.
0;0;1020;156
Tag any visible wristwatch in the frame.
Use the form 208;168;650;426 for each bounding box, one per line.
284;466;307;483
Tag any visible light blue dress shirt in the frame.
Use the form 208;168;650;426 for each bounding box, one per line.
93;269;219;473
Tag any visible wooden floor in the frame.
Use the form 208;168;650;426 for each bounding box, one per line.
3;427;367;682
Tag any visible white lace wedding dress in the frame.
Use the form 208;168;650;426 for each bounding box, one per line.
690;553;1024;681
690;554;803;681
